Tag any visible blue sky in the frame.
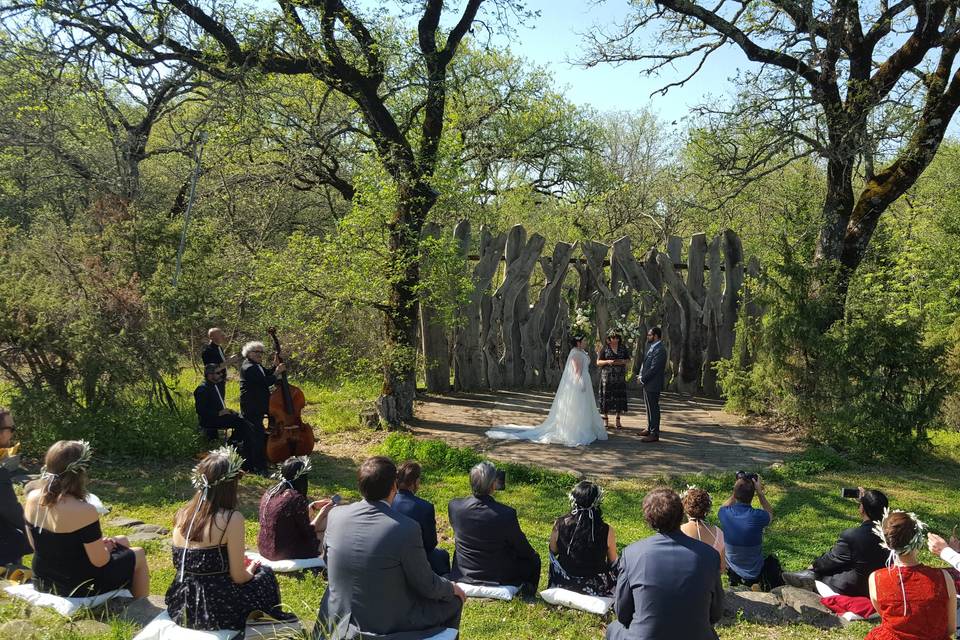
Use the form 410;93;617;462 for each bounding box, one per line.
486;0;743;122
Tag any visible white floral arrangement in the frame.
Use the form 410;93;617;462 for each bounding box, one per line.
571;304;593;339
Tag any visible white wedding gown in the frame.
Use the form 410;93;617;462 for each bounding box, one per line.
486;348;607;447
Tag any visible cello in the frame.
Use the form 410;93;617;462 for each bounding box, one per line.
265;328;315;463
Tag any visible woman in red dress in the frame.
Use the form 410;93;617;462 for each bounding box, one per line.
867;510;956;640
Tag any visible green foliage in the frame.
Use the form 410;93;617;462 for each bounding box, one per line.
719;247;953;462
379;433;578;489
11;390;199;459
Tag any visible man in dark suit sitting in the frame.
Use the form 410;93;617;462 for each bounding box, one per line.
393;461;450;576
448;461;541;594
314;456;465;640
194;364;266;472
639;326;667;443
782;488;889;597
607;488;723;640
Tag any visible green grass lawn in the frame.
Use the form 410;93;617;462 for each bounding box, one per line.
6;423;960;639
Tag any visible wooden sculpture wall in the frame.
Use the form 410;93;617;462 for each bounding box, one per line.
420;221;759;397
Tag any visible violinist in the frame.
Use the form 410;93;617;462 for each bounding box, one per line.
239;341;286;431
194;364;267;473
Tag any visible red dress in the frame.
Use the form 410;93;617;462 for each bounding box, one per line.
866;564;951;640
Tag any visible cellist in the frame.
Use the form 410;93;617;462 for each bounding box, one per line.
239;341;286;431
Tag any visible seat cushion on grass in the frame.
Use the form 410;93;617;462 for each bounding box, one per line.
539;587;614;615
85;492;110;515
243;551;325;573
454;582;519;601
133;611;240;640
4;583;132;617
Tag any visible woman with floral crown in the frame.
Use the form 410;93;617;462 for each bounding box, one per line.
547;480;620;596
23;440;149;597
866;509;955;640
166;445;292;631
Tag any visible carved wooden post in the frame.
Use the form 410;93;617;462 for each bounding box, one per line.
719;229;744;360
663;236;684;391
658;253;705;396
581;240;615;341
520;242;575;388
419;222;449;392
701;235;724;397
486;225;544;389
454;224;506;391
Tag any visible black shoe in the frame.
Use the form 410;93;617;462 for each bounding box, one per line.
782;570;817;591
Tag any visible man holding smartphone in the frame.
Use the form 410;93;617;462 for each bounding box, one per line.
783;488;889;597
718;472;782;590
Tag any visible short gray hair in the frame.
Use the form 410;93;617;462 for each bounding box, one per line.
241;341;264;358
470;461;497;496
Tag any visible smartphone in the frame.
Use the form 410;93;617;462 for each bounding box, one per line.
331;494;342;505
495;469;506;491
840;487;860;499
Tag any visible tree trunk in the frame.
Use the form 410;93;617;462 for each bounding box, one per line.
378;183;436;425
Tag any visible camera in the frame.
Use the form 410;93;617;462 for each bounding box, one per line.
840;488;860;499
736;470;759;482
495;469;506;491
331;494;342;505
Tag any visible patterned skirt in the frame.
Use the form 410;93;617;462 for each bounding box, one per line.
548;552;620;597
599;365;629;413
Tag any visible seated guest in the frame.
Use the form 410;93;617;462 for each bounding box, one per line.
23;440;149;598
167;445;290;630
783;488;889;596
680;486;726;574
0;408;31;569
194;363;267;472
867;510;955;640
718;473;783;590
258;456;335;561
393;461;450;576
448;461;541;594
548;480;619;597
607;488;722;640
314;456;465;639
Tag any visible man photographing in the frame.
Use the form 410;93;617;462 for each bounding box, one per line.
718;472;783;590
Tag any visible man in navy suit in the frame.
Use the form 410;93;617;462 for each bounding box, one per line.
607;488;723;640
392;461;451;576
448;462;541;594
639;326;667;443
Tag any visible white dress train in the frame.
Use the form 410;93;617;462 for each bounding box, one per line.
486;348;607;447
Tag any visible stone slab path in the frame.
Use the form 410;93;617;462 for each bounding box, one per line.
410;390;795;479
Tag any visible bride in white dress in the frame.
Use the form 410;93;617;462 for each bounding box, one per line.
486;337;607;447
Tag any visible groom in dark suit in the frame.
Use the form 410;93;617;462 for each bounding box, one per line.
639;327;667;443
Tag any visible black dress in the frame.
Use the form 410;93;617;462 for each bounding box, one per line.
29;520;136;596
166;544;286;631
548;516;620;597
0;467;30;565
598;344;631;413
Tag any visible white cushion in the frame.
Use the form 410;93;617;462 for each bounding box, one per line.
424;630;458;640
539;587;614;615
85;492;110;515
3;583;132;617
244;551;325;573
133;611;239;640
454;582;519;601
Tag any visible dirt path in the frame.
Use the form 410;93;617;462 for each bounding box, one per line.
409;390;795;479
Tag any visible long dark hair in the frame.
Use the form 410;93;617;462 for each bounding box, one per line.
280;457;309;496
557;481;606;558
175;455;240;542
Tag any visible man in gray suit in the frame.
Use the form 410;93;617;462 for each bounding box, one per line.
607;488;723;640
314;456;466;640
639;326;667;443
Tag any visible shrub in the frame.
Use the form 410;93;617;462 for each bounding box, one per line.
719;250;952;462
12;391;200;460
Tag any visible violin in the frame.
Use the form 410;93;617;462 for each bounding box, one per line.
265;328;315;463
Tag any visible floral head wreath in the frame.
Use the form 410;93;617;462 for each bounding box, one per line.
872;507;927;556
36;440;93;533
190;444;245;491
266;456;312;499
181;444;245;582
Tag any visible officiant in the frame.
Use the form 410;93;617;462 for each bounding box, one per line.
597;329;631;430
0;408;30;569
